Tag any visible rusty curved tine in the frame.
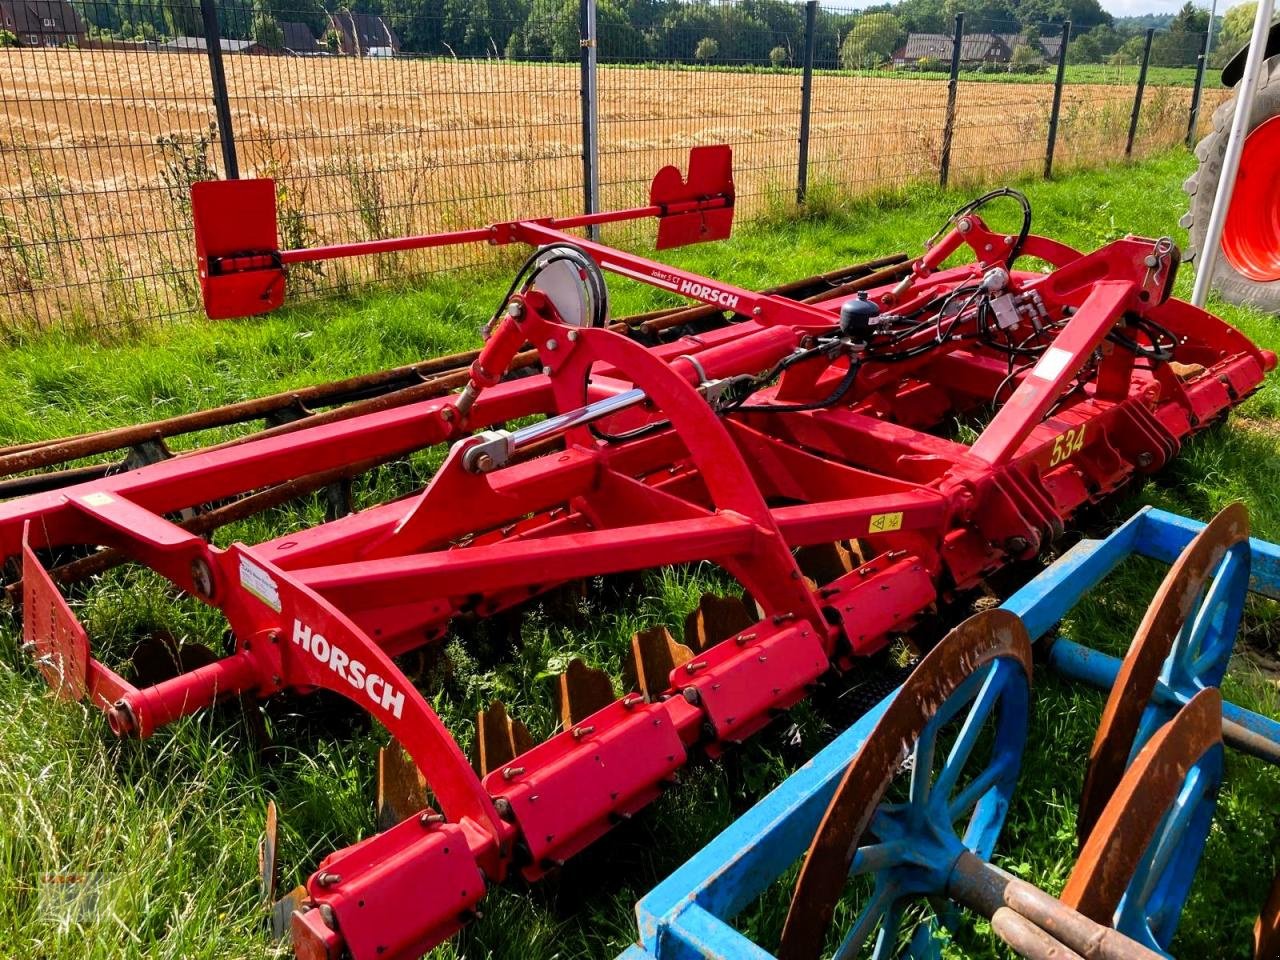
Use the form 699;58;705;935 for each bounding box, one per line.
1061;688;1223;928
1076;502;1248;842
1256;868;1280;960
777;608;1034;960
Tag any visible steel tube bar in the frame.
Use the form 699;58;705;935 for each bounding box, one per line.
510;388;647;449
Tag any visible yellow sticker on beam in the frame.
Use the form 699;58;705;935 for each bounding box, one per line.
868;511;904;533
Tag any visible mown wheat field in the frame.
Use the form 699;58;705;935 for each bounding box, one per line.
0;48;1227;332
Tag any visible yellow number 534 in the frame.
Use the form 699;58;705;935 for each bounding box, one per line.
1049;425;1087;467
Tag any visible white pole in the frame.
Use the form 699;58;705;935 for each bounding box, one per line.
1206;0;1220;59
1191;0;1276;307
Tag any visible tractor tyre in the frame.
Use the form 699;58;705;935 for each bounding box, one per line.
1182;53;1280;311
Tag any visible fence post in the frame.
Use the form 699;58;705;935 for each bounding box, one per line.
1125;28;1155;158
796;0;818;204
579;0;600;239
1044;20;1071;179
939;13;964;188
200;0;239;179
1186;29;1211;147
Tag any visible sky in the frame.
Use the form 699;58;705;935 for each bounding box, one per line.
1100;0;1233;16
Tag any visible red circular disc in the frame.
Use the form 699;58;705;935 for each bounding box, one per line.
1222;115;1280;283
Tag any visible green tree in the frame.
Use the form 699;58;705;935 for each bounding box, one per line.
1009;41;1043;70
1150;1;1208;66
1212;2;1278;66
268;0;327;37
941;0;1016;30
0;28;17;46
894;0;947;34
769;43;789;66
695;35;719;60
839;12;902;69
251;0;284;50
162;0;201;37
1066;31;1101;63
1108;32;1146;65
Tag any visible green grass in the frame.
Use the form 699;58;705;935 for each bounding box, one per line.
0;148;1276;959
599;60;1215;88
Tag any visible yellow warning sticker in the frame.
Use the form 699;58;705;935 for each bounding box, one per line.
869;511;904;533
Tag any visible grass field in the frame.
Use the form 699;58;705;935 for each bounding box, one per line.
0;46;1228;333
0;149;1276;960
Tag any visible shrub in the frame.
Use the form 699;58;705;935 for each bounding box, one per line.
769;44;789;67
695;36;719;62
0;29;18;47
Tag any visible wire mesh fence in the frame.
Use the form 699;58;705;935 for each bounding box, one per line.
0;0;1228;335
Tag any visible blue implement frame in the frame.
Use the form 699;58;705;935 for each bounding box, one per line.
623;507;1280;960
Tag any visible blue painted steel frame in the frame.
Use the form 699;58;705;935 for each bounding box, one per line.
622;507;1280;959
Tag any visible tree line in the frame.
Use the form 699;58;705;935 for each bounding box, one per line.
72;0;1233;69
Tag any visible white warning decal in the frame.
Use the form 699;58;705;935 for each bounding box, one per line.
239;556;282;612
1031;346;1073;381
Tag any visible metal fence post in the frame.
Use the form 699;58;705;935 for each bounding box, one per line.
200;0;239;179
1125;28;1155;158
1186;29;1211;147
939;13;964;188
796;0;818;204
579;0;600;239
1044;20;1071;179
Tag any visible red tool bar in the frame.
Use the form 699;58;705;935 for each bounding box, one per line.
512;220;840;330
272;197;730;267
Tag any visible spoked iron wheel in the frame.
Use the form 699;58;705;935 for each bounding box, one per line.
778;609;1033;960
1063;689;1225;954
1078;502;1247;839
1069;505;1248;950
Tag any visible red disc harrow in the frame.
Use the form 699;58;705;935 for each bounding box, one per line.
3;146;1273;959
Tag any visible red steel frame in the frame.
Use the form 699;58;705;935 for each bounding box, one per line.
5;147;1273;960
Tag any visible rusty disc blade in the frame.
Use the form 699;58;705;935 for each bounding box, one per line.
1077;503;1247;843
473;699;535;778
129;634;218;688
258;800;280;907
794;541;858;587
623;626;693;702
552;658;614;730
778;608;1033;960
269;886;309;942
684;593;755;652
1255;868;1280;960
377;743;429;830
1062;688;1223;925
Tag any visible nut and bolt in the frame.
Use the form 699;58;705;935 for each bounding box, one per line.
316;872;341;887
502;766;525;781
507;302;524;318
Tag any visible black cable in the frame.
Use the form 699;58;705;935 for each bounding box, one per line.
938;187;1033;268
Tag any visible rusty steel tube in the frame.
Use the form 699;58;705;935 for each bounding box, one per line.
948;851;1163;960
0;256;909;485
